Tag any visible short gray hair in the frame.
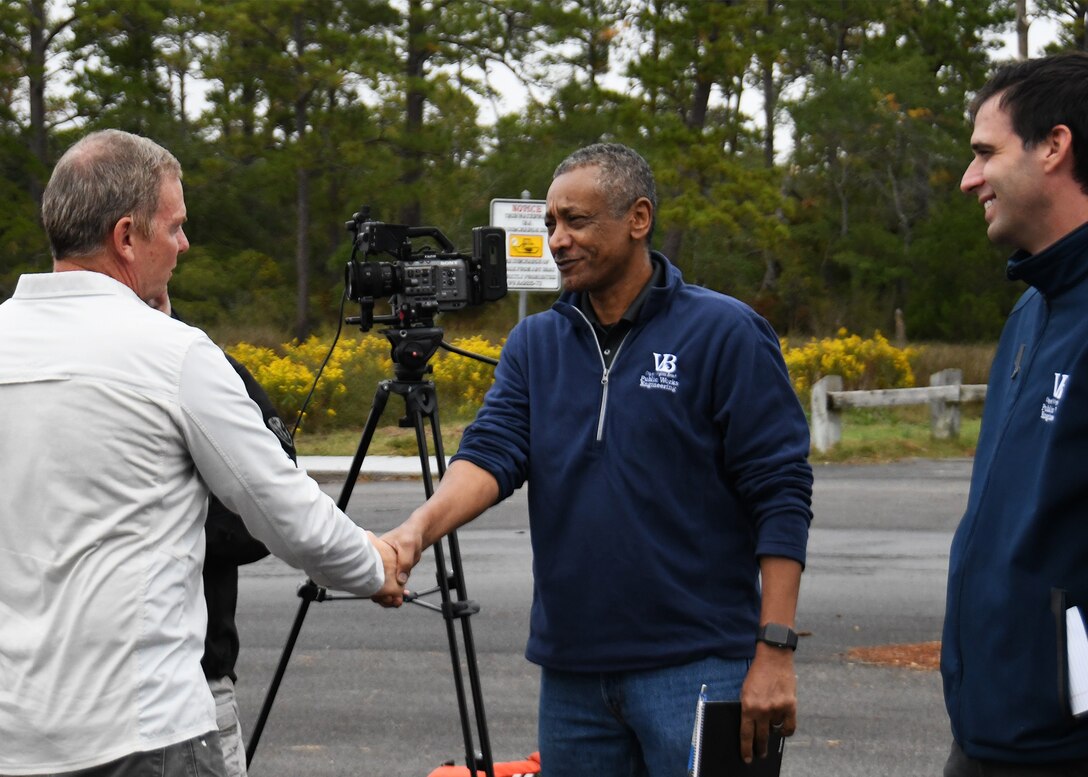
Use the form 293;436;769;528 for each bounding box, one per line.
553;143;658;221
41;129;182;260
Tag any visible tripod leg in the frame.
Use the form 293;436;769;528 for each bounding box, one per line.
442;537;495;775
246;380;393;767
337;380;393;509
429;399;496;777
245;593;312;766
407;385;495;777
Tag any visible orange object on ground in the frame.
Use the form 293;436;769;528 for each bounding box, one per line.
425;752;541;777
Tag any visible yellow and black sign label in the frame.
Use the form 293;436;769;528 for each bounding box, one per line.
509;234;544;258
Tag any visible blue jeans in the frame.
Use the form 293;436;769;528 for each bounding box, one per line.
538;656;750;777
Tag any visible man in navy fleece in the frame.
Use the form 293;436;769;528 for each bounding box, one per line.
942;52;1088;775
381;143;813;775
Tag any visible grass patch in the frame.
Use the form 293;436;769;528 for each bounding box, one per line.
294;422;468;458
809;405;981;464
297;406;981;465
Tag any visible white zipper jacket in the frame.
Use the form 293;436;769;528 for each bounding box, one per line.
0;271;384;774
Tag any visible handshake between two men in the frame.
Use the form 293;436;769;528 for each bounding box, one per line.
369;459;502;609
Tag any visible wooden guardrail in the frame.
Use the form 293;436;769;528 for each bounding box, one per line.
810;368;987;452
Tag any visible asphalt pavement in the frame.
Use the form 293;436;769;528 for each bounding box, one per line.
234;457;971;777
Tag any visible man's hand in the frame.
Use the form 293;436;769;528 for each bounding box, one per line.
368;532;407;607
369;460;500;609
375;521;425;607
739;643;797;763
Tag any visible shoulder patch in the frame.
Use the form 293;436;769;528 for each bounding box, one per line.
267;415;294;448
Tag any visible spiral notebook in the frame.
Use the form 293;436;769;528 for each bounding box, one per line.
688;687;785;777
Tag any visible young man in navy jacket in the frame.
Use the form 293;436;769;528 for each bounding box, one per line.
380;143;813;775
942;52;1088;775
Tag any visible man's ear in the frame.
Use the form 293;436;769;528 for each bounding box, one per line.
1042;124;1075;175
629;197;653;241
110;216;137;263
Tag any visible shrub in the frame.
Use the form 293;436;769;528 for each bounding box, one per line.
226;332;501;434
781;329;919;406
430;335;505;417
230;328;928;436
226;342;316;431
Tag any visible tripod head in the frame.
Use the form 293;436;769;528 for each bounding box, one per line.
384;325;444;383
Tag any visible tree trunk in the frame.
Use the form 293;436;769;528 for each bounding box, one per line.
176;37;189;134
762;57;776;169
1016;0;1030;59
660;9;719;271
759;1;780;295
324;88;345;252
292;13;312;341
399;0;426;227
294;164;312;341
660;229;683;264
28;0;48;206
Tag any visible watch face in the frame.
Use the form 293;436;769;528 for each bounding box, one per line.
764;624;786;643
761;623;796;648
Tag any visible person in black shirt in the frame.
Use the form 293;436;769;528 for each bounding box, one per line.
203;354;296;777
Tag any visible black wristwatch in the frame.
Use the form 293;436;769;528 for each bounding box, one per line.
757;622;798;651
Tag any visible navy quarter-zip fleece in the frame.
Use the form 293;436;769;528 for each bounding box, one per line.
452;254;813;672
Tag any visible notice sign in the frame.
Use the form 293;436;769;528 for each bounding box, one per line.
490;198;560;291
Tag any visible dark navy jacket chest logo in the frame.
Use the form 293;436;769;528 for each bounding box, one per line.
639;352;679;393
1041;372;1071;423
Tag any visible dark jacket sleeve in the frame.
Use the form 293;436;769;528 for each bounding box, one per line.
203;353;297;566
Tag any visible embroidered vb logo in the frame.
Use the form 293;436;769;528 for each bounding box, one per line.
640;353;680;393
1053;373;1070;400
1041;372;1071;422
653;353;677;374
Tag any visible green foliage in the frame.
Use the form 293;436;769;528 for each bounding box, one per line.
903;190;1023;341
780;0;1014;337
0;0;1060;350
0;142;49;296
1037;0;1088;52
171;248;294;330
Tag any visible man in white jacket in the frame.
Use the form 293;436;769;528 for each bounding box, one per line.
0;129;405;777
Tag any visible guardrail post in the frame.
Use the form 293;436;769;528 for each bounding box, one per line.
929;368;962;439
811;375;843;453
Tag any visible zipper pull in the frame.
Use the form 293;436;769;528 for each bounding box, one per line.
1011;343;1025;380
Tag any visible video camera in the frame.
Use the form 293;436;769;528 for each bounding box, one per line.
345;206;507;332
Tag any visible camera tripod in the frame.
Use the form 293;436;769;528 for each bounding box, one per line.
246;324;496;777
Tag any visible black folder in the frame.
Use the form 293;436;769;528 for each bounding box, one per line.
692;700;785;777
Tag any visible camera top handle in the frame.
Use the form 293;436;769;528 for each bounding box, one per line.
405;225;456;253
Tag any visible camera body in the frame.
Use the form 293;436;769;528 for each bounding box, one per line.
345;209;507;331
